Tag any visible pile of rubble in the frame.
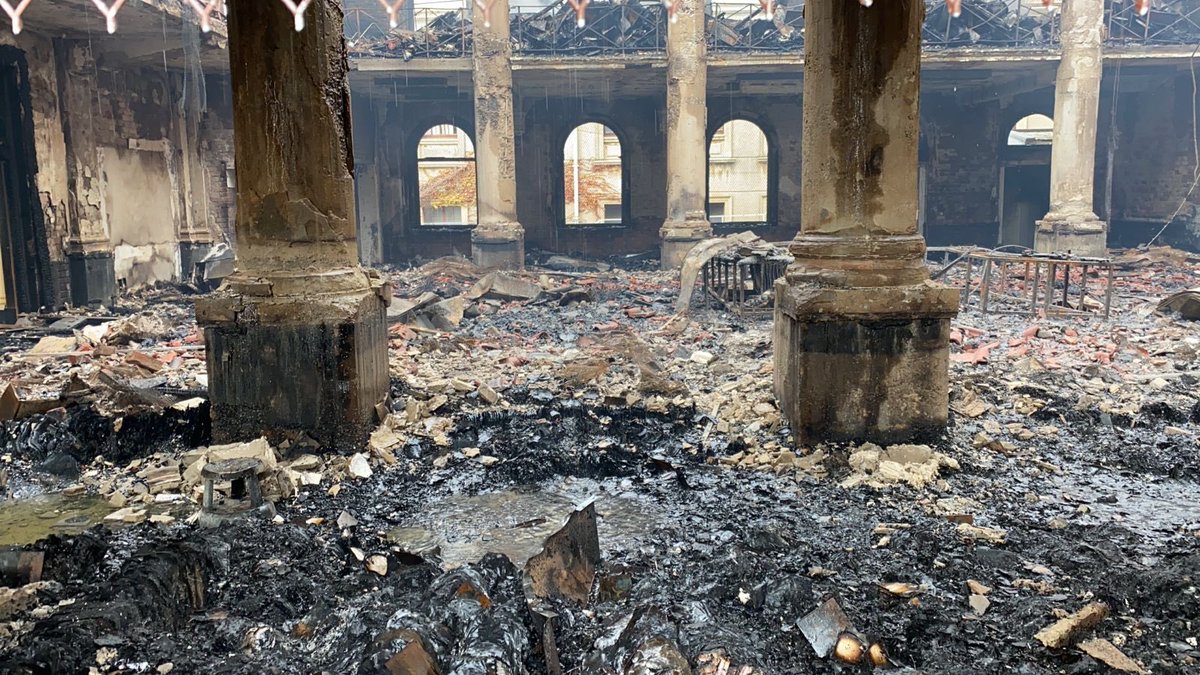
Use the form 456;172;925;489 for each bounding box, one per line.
512;1;668;55
923;0;1058;49
0;308;205;422
709;3;802;52
347;11;472;60
0;239;1197;672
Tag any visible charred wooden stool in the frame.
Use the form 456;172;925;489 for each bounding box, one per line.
198;457;275;527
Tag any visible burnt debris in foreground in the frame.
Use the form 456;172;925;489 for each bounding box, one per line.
0;250;1197;674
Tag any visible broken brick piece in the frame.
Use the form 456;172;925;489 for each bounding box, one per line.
126;351;165;373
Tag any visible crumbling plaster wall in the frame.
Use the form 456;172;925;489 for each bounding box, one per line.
92;63;180;288
201;103;236;248
53;41;231;290
100;145;177;287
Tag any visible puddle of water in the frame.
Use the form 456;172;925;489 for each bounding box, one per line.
1049;472;1200;544
0;493;117;547
390;476;665;568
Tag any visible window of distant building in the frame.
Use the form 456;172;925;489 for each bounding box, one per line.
708;201;727;223
422;205;464;224
603;204;621;223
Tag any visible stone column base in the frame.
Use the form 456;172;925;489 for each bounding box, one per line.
660;219;713;270
67;251;116;307
471;222;525;270
1034;218;1108;258
195;268;390;453
773;280;960;444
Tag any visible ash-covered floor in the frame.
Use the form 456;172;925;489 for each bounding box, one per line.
0;246;1198;674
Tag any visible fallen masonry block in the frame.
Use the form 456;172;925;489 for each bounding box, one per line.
1034;602;1109;649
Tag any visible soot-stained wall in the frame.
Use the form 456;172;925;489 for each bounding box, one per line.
14;36;235;298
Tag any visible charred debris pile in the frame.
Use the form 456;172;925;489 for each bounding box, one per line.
349;0;808;59
0;244;1198;672
347;0;1200;59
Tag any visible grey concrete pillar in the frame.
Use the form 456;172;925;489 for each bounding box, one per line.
195;0;390;452
660;0;712;269
773;0;959;444
1036;0;1107;257
471;0;525;269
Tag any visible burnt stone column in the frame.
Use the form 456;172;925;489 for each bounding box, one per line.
772;0;959;444
471;0;525;269
194;0;390;452
1036;0;1107;256
659;0;712;269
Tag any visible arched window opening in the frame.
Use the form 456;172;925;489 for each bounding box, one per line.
417;124;476;226
707;119;769;224
1007;114;1054;147
564;122;622;226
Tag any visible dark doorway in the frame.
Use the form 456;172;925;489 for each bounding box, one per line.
0;47;50;321
1000;164;1051;249
999;113;1053;249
